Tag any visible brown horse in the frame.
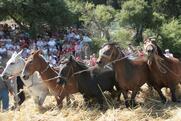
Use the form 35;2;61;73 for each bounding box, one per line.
96;43;151;107
22;50;78;108
144;41;181;102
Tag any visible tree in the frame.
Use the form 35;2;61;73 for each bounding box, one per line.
0;0;76;38
160;19;181;57
117;0;152;45
151;0;181;19
80;3;116;41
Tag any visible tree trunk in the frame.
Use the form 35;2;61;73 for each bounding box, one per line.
9;14;28;31
104;29;111;42
133;24;143;45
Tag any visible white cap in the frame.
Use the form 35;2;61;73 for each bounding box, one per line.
165;49;169;52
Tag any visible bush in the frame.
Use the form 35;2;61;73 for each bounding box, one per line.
111;28;132;47
160;19;181;57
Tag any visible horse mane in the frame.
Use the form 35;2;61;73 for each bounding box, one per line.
75;60;88;70
102;42;119;48
151;41;165;58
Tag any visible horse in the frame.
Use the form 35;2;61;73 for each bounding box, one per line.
1;51;49;108
96;43;153;107
22;50;76;108
57;55;120;108
144;41;181;102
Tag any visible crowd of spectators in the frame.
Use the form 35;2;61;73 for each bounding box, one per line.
0;23;97;66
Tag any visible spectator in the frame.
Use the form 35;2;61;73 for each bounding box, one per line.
0;66;14;112
138;48;145;57
90;53;97;66
164;49;173;58
83;56;90;66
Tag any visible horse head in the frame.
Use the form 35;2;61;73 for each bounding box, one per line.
97;42;121;67
2;50;24;80
58;55;87;85
22;50;46;80
144;40;161;65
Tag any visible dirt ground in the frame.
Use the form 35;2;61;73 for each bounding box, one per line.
0;84;180;121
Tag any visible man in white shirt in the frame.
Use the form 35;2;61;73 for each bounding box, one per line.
164;49;173;58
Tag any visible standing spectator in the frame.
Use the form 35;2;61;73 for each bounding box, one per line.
0;66;14;112
90;53;97;66
138;48;145;57
83;56;90;66
83;43;91;59
164;49;173;58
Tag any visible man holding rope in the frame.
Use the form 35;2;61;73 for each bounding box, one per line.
0;66;14;112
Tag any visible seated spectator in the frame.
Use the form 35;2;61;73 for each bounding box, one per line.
164;49;173;58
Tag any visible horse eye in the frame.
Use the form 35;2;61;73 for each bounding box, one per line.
29;60;33;64
10;62;15;65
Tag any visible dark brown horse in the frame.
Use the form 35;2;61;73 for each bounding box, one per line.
97;43;153;107
58;56;121;108
144;41;181;102
22;50;78;108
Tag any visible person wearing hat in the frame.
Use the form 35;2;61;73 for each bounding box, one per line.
0;66;14;112
164;49;173;58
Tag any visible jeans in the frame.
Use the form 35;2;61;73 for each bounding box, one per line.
0;88;9;110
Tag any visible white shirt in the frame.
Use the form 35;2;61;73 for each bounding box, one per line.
164;53;173;58
83;36;92;42
48;39;56;47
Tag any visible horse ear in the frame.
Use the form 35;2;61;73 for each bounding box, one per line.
12;51;17;57
34;50;41;56
69;55;75;62
16;50;23;58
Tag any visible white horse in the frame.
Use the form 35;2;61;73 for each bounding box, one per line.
1;51;49;108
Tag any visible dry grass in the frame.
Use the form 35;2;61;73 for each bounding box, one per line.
0;84;180;121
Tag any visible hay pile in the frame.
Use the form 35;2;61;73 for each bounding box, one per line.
0;85;180;121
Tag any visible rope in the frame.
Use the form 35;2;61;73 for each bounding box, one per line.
43;52;138;82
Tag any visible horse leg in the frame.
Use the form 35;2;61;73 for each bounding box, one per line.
66;95;71;106
130;89;139;107
116;91;121;102
83;94;91;107
154;87;166;103
55;95;65;109
34;96;40;106
96;95;104;109
122;90;129;108
38;94;47;109
170;86;179;102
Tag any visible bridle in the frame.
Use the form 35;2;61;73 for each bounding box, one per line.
40;63;50;74
99;46;116;61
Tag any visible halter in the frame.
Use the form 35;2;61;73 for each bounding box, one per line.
40;63;50;74
100;47;115;61
144;42;158;55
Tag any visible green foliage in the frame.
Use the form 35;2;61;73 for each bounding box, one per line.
80;3;116;41
117;0;151;28
91;37;107;53
151;0;181;18
0;0;77;37
111;28;132;47
160;19;181;55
